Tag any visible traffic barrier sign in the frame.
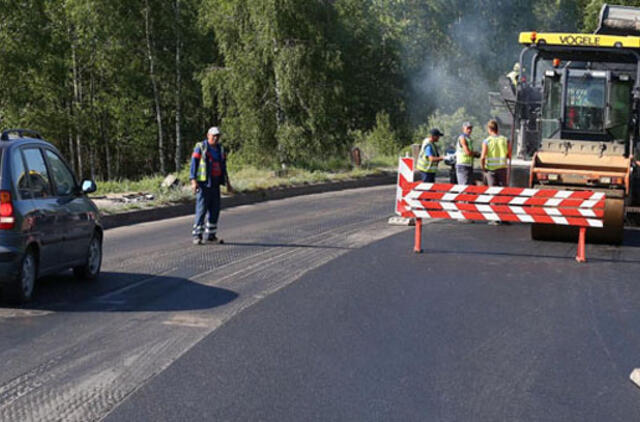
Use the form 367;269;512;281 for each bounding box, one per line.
395;157;606;262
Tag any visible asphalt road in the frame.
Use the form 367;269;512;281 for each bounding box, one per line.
2;185;640;421
0;185;404;421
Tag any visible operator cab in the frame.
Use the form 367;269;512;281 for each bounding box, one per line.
541;67;633;145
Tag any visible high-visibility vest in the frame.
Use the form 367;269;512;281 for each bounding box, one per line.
456;134;474;167
417;141;439;173
195;142;225;182
484;135;508;171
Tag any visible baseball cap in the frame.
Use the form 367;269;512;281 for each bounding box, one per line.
429;128;444;137
207;126;221;136
462;121;473;128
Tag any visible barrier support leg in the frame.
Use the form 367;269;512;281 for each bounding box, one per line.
576;227;586;263
414;218;423;253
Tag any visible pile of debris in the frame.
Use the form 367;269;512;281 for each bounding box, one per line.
91;175;185;210
90;192;156;209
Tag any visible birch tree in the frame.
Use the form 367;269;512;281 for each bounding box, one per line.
144;0;166;174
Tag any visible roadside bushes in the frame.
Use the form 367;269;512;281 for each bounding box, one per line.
413;108;481;151
350;112;400;167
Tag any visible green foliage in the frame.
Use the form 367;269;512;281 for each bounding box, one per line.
0;0;213;180
200;0;348;167
366;112;399;156
96;175;167;196
0;0;603;181
415;108;481;151
350;112;400;166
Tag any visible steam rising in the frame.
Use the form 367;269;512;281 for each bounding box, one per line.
407;5;535;127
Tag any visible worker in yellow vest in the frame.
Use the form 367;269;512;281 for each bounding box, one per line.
506;62;520;88
416;128;444;183
480;119;511;187
189;126;234;245
455;121;480;185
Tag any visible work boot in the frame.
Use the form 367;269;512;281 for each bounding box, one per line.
206;235;224;244
192;236;203;245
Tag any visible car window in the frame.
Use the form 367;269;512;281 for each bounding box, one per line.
10;149;31;199
45;150;76;196
22;148;52;199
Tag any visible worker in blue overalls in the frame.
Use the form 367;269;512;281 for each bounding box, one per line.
190;126;233;245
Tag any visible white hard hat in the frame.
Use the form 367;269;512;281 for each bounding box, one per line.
207;126;221;136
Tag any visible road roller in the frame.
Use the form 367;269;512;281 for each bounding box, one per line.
512;4;640;244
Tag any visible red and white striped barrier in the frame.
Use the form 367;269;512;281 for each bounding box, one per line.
395;157;605;262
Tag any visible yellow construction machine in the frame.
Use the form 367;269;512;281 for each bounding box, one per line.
513;4;640;244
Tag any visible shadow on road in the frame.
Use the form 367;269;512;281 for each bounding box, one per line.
417;226;640;263
1;272;238;312
419;247;640;264
622;228;640;247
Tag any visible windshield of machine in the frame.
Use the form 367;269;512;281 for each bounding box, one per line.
541;75;562;138
608;81;632;141
565;76;606;132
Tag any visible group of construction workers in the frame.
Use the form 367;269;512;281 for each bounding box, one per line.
190;119;511;243
416;119;512;188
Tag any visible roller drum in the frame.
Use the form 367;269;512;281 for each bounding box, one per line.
530;198;624;245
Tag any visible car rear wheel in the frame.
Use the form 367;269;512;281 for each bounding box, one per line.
5;249;37;304
73;234;102;280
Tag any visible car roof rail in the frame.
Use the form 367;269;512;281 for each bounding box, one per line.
0;129;43;141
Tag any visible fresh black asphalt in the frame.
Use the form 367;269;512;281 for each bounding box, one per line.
0;185;403;420
106;222;640;421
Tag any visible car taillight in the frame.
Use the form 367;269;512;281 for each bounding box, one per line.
0;190;15;229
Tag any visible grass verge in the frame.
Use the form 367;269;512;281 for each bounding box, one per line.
93;156;398;215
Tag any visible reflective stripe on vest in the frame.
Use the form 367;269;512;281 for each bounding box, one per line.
195;142;225;182
196;142;207;182
456;134;474;167
417;141;439;173
485;135;508;171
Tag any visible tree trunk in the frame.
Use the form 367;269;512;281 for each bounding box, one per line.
174;0;183;172
89;71;96;180
115;143;121;179
70;27;83;177
273;39;286;164
102;116;111;180
273;42;285;129
67;101;75;171
144;0;165;174
89;145;95;180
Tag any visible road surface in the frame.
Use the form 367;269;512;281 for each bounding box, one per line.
2;185;640;421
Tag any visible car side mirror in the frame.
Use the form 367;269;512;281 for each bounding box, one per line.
81;179;97;194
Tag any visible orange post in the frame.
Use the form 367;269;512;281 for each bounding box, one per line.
414;218;423;253
576;226;587;263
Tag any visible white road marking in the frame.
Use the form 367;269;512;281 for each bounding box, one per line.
163;315;221;329
0;309;53;319
630;368;640;389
